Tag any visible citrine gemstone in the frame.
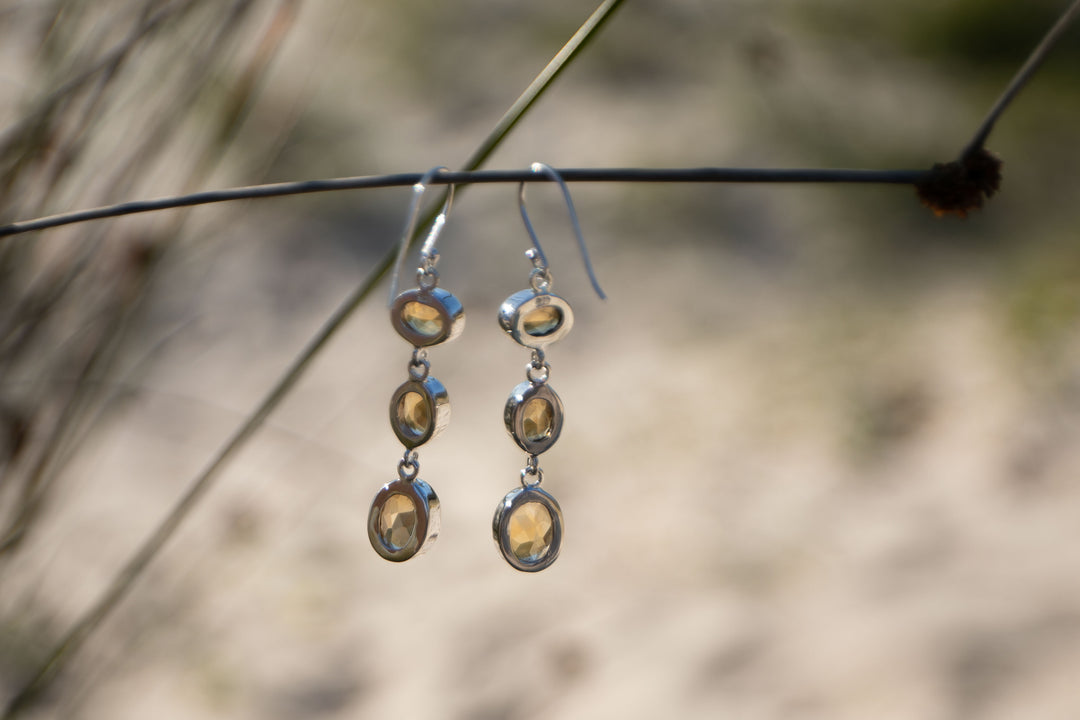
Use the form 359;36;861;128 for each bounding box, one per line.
379;493;417;550
402;301;443;337
522;398;554;441
522;306;562;337
397;391;430;437
508;502;553;562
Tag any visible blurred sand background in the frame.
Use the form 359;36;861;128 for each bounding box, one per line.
3;1;1080;718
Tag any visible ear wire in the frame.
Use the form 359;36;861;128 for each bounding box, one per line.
518;162;606;300
389;166;456;304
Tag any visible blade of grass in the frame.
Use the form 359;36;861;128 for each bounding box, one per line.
960;0;1080;159
462;0;626;171
2;1;626;715
0;0;287;557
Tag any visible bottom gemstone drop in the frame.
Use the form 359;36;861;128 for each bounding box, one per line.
379;493;417;550
508;501;553;562
494;485;562;571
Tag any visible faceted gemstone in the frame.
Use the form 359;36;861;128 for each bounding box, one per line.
397;391;430;438
522;306;562;337
508;502;553;562
402;301;443;337
522;398;554;441
379;493;417;550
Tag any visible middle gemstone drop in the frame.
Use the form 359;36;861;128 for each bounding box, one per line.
397;391;430;437
522;398;554;441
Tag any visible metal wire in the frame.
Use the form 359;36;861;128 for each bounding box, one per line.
0;167;930;239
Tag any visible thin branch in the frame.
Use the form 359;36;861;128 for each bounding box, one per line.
961;0;1080;159
460;0;626;171
0;167;928;238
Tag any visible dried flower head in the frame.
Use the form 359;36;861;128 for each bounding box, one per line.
916;147;1003;218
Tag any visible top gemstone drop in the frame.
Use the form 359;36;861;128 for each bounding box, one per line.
402;301;443;337
522;306;562;337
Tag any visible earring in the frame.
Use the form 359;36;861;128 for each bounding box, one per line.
493;163;605;572
369;167;463;562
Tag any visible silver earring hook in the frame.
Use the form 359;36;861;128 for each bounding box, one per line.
389;166;456;304
518;162;606;300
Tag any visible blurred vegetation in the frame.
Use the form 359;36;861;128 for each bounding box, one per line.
0;1;298;704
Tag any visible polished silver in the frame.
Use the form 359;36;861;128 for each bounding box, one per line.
498;289;573;349
505;381;563;455
493;484;563;572
368;477;440;562
390;287;465;347
389;376;450;448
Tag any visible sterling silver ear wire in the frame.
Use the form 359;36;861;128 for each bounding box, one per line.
369;167;463;562
493;162;605;572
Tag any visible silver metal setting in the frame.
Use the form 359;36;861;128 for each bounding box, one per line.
368;478;440;562
389;376;449;449
497;289;573;349
390;287;465;347
493;485;563;572
504;381;563;455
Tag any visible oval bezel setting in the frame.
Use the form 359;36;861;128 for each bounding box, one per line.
390;287;465;347
492;485;563;572
504;381;564;455
497;290;573;349
368;478;440;562
389;377;449;448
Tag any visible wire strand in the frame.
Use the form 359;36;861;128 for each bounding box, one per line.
0;167;928;239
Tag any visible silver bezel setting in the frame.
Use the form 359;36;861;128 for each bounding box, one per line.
389;377;449;449
368;478;440;562
497;289;573;349
390;287;465;347
492;485;563;572
504;381;564;455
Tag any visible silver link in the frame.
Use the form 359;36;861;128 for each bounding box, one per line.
416;248;440;290
416;267;439;290
529;267;552;293
408;348;430;381
526;349;549;384
398;449;420;482
519;454;543;487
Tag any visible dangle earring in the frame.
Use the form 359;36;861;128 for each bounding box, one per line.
493;163;605;572
369;167;464;562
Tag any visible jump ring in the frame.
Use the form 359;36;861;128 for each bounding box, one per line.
519;466;544;488
526;363;549;384
398;451;419;482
